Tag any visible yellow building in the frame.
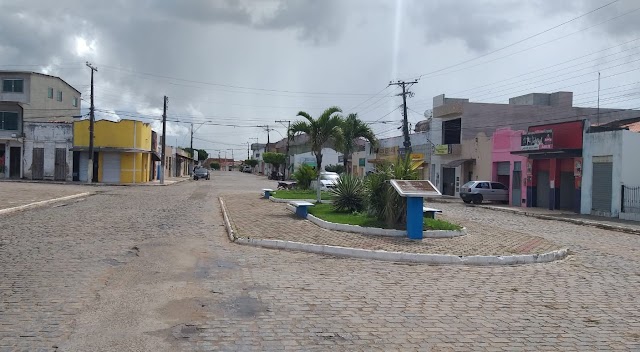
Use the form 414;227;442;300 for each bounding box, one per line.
73;119;155;183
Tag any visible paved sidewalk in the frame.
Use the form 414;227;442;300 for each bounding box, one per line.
223;194;563;256
0;182;90;210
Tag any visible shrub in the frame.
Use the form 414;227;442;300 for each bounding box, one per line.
210;162;220;170
331;174;365;213
325;164;345;174
292;164;317;190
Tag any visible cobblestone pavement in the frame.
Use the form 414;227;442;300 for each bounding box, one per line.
1;173;640;351
223;194;562;256
0;182;90;210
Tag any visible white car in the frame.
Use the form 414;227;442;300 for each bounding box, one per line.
310;172;340;191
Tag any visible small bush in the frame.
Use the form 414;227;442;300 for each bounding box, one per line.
210;162;220;170
325;164;345;174
292;164;317;190
331;174;365;213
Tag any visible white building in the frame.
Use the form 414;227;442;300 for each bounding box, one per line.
23;122;74;181
581;122;640;221
292;148;341;172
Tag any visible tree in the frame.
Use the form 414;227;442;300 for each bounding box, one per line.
289;106;343;202
184;148;208;161
336;113;377;173
262;152;286;174
244;159;259;168
210;162;220;170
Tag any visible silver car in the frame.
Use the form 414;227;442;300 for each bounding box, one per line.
310;172;339;191
459;181;509;204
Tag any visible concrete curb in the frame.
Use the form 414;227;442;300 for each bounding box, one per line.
219;197;237;242
219;197;568;265
474;204;640;236
269;196;332;204
0;192;93;215
304;211;466;238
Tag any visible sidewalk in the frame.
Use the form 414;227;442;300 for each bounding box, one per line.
0;176;190;187
0;182;91;211
475;204;640;235
222;193;564;259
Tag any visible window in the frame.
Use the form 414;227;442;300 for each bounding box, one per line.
255;153;260;158
2;79;24;93
491;182;507;190
476;182;490;189
57;91;63;102
442;118;461;144
73;97;78;107
0;112;19;131
48;87;54;99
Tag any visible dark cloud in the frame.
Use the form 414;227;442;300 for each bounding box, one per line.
411;0;520;53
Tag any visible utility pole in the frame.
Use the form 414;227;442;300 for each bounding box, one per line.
85;62;97;183
597;72;601;126
247;142;250;160
389;79;418;155
160;96;168;184
275;120;291;179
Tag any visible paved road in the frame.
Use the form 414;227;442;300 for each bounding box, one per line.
1;172;639;351
0;182;90;210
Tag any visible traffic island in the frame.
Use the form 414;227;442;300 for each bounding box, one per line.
219;193;568;265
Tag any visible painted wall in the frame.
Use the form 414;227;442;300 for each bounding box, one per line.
491;128;527;205
581;130;623;216
23;122;73;180
292;148;341;171
0;72;30;104
621;131;640;187
74;119;152;150
24;74;81;122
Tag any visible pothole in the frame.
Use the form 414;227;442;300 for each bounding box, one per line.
171;323;204;339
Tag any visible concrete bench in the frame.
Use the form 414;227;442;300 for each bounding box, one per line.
289;201;315;218
423;207;442;219
262;188;274;199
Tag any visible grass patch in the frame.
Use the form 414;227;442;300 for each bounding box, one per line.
273;189;333;200
308;203;462;231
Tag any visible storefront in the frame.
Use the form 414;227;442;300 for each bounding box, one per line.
511;120;584;212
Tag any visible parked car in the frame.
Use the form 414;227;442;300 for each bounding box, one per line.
310;172;340;191
459;181;508;204
193;167;210;180
242;165;252;173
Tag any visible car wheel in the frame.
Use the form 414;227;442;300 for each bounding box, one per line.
463;199;472;204
501;200;509;205
472;195;483;204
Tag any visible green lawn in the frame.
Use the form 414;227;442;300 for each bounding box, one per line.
308;203;462;231
273;189;333;200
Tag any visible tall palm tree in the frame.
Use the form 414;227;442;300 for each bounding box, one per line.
289;106;343;201
337;113;377;173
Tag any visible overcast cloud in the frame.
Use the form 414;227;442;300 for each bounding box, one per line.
1;0;638;157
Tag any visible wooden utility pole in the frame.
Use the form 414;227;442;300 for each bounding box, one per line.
160;96;168;184
85;62;97;183
275;120;291;179
389;80;418;155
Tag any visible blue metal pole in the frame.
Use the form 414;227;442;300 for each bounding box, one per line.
406;196;423;240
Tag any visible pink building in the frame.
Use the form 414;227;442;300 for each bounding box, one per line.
491;128;528;206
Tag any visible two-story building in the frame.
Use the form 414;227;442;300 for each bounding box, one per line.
0;71;81;179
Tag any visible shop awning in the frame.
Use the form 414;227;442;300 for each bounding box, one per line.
443;159;474;168
151;152;161;161
510;148;581;159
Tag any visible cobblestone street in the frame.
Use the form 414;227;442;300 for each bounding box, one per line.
0;182;90;210
1;173;640;351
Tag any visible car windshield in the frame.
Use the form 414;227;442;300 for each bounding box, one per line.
321;174;339;181
462;182;475;188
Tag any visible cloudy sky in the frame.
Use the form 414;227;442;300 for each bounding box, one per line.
1;0;639;159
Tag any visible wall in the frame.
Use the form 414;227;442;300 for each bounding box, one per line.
74;119;152;150
0;72;30;104
0;102;23;139
492;128;527;205
621;131;640;221
581;130;623;216
24;74;81;122
23;122;73;180
292;148;340;171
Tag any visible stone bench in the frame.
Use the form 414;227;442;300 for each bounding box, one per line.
262;188;274;199
289;201;315;218
423;207;442;219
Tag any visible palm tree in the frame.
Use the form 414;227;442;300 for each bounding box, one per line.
289;106;343;202
336;113;377;174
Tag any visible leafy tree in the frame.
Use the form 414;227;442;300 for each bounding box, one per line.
244;159;259;167
289;106;343;202
184;148;209;161
336;113;377;173
262;152;286;173
210;162;220;170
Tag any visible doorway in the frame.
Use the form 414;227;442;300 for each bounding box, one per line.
9;147;20;178
512;161;522;207
54;148;67;181
559;172;574;210
536;171;550;208
32;148;44;180
442;167;456;196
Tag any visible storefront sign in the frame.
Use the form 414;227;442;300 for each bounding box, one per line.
521;130;553;151
410;153;424;160
434;144;450;155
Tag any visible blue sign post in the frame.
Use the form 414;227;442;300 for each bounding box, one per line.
390;180;442;240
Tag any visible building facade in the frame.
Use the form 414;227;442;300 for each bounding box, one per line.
23;122;74;181
0;71;80;179
73;119;153;183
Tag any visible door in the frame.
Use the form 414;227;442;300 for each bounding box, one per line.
54;148;66;181
9;147;20;178
512;161;522;206
591;162;613;214
442;167;456;196
537;171;550;208
559;172;574;210
31;148;44;180
78;152;88;182
72;151;80;181
102;153;121;183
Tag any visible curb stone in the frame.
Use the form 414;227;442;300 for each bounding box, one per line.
0;192;94;215
219;196;569;266
269;196;332;204
474;204;640;236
